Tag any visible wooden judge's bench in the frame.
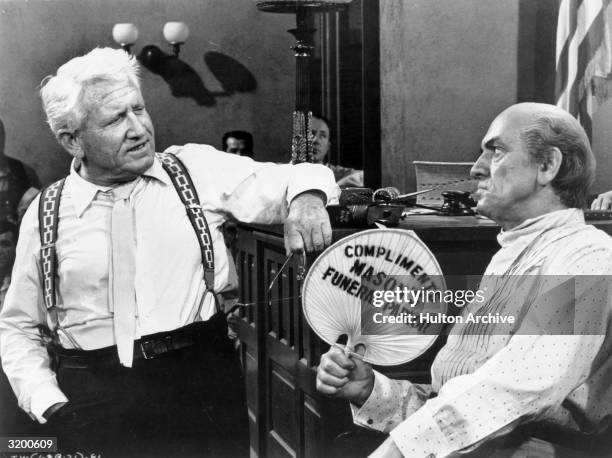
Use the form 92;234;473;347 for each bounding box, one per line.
233;214;612;458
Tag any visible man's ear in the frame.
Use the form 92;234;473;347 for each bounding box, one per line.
536;147;562;186
57;129;84;160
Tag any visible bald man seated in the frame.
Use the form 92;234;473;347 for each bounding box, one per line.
317;103;612;458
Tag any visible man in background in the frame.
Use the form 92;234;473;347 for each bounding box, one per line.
222;130;253;158
310;114;364;188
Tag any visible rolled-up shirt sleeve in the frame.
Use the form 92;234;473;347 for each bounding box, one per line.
0;199;68;423
166;144;340;223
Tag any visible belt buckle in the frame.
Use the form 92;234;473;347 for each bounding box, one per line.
139;335;173;360
139;339;157;360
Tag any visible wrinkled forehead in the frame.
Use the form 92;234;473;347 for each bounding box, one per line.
82;78;142;108
481;108;530;149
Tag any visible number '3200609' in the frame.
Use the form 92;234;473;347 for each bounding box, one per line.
7;439;54;449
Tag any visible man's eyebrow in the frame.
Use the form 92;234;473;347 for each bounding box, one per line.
101;103;125;115
484;137;503;150
101;109;124;120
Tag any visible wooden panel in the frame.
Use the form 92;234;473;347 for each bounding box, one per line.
234;231;260;455
267;257;281;338
268;364;298;456
245;351;258;413
296;290;306;362
301;304;314;366
268;432;296;458
237;231;257;324
303;395;323;458
267;335;298;372
281;265;295;347
245;350;260;455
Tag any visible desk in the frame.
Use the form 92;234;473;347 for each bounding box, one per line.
233;215;612;458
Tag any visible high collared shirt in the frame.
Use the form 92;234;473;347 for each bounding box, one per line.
0;144;338;422
353;209;612;457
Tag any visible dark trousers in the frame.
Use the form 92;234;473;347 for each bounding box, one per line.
43;314;249;458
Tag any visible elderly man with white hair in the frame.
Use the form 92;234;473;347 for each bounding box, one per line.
317;103;612;457
0;47;338;457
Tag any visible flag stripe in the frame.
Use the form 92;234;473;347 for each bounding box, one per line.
578;96;592;138
556;0;603;114
555;0;580;103
568;9;605;115
556;0;583;63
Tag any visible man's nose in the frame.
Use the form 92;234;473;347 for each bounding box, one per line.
126;112;146;137
470;151;490;178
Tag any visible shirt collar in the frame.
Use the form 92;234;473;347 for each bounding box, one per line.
67;156;170;217
496;208;584;248
143;156;171;186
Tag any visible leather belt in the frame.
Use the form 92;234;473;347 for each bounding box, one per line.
139;332;196;360
55;314;227;368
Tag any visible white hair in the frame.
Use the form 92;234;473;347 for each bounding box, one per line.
39;47;141;137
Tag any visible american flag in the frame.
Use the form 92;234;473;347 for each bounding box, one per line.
555;0;612;138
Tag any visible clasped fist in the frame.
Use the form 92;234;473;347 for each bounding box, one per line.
316;344;375;407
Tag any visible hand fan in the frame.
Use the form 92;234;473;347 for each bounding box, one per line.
302;228;447;365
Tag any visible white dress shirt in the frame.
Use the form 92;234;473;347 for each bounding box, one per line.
0;144;338;422
352;209;612;457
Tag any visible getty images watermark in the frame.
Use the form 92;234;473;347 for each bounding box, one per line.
355;274;612;336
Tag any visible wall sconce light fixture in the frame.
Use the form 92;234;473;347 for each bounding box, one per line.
112;23;139;53
163;22;190;56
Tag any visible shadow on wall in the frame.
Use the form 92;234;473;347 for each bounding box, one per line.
138;46;257;106
204;51;257;94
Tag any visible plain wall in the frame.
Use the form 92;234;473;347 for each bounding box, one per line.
379;0;612;195
592;101;612;195
0;0;296;185
380;0;519;192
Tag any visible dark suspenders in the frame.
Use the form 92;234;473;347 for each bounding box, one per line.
155;152;216;292
38;178;67;340
38;151;218;338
